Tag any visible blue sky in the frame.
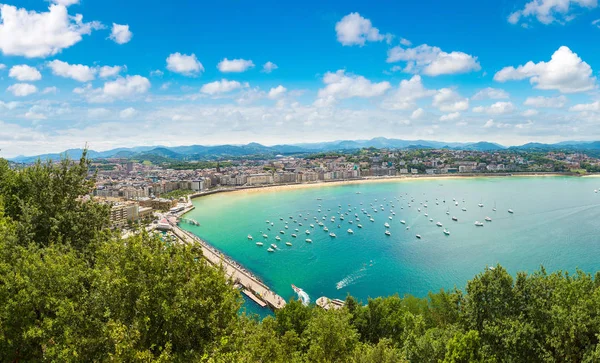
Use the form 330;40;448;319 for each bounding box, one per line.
1;0;600;156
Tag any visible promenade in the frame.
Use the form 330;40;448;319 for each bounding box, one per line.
170;225;286;310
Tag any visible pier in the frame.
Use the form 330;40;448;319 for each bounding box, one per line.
170;225;286;310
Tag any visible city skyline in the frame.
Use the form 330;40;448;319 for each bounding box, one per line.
2;0;600;157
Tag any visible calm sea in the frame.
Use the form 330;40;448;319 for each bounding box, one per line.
180;177;600;315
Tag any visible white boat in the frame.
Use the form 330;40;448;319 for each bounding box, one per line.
416;234;422;239
262;234;268;238
275;236;281;241
406;226;410;230
270;222;274;226
478;203;483;208
247;235;253;240
271;243;278;249
462;207;467;211
475;221;484;226
329;233;336;238
280;230;285;234
305;230;311;234
347;229;354;234
418;208;421;212
357;224;363;228
443;229;450;235
305;239;312;243
400;220;406;224
256;242;263;246
286;242;292;246
508;209;514;214
285;225;289;229
370;218;375;222
424;213;428;217
385;230;391;236
485;217;492;222
291;234;297;238
267;247;274;252
384;222;390;228
429;218;433;222
310;224;314;228
436;222;443;227
324;227;329;232
452;216;458;221
388;216;393;220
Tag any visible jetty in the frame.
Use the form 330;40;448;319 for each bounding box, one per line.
316;296;345;311
170;224;286;310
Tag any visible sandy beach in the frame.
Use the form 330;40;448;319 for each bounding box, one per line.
190;172;577;199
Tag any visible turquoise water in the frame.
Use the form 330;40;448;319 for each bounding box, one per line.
180;177;600;314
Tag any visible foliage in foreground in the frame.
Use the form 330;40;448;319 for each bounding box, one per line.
1;155;600;362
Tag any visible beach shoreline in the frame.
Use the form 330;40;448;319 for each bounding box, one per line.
188;172;582;200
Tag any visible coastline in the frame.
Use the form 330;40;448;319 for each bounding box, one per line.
188;172;580;200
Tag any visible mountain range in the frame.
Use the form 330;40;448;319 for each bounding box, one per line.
8;138;600;163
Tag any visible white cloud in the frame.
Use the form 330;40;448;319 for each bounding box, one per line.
200;79;245;95
103;75;150;98
262;61;278;73
523;95;567;108
0;4;102;58
381;75;436;110
150;69;164;77
432;88;469;112
9;65;42;81
522;109;539;116
7;83;38;97
316;70;391;105
0;64;5;70
440;112;460;121
51;0;80;6
166;53;204;76
87;107;111;118
25;110;47;120
593;18;600;28
569;100;600;111
119;107;137;119
472;87;510;100
493;46;595;93
268;85;287;99
335;12;386;46
515;120;534;129
387;44;481;76
217;58;255;73
48;60;96;82
411;108;426;120
508;0;597;25
109;23;132;44
399;38;412;46
472;101;515;114
98;65;122;78
42;86;58;94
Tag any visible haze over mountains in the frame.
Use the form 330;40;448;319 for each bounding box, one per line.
9;138;600;163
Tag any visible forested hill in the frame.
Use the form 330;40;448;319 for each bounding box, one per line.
0;154;599;362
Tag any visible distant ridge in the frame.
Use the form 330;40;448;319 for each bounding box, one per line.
8;137;600;163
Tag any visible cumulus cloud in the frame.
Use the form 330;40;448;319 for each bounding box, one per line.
411;108;426;120
432;88;469;112
483;119;511;128
508;0;597;25
98;65;122;78
200;79;246;95
439;112;461;121
9;65;42;81
48;60;96;82
522;109;539;116
103;75;150;98
381;75;436;110
315;70;391;106
523;95;568;108
569;100;600;111
166;52;204;76
119;107;137;119
387;44;481;76
217;58;255;73
262;61;278;73
472;101;515;114
51;0;80;6
0;4;102;58
335;12;387;46
472;87;510;100
109;23;132;44
7;83;38;97
268;85;287;99
493;46;595;93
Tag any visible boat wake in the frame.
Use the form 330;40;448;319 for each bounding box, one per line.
292;285;311;306
336;265;367;290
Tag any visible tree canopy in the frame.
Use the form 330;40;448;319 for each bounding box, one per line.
1;154;600;362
